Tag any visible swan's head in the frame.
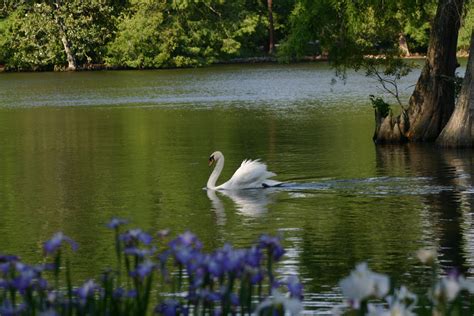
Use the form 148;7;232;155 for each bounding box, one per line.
208;151;223;166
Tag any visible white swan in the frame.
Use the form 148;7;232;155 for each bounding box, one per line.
207;151;282;190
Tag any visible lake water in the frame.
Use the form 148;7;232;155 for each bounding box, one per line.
0;62;472;313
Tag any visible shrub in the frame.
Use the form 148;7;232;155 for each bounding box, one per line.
370;95;391;118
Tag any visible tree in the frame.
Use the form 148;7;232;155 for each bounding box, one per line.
280;0;469;145
106;0;272;68
437;30;474;147
279;0;435;66
374;0;465;143
4;5;64;70
105;1;170;68
2;0;115;70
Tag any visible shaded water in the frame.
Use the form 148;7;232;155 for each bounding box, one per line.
0;63;473;313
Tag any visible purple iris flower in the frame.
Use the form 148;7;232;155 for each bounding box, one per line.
43;232;78;256
178;231;199;247
224;249;246;273
32;263;55;273
9;263;47;294
245;246;262;267
158;250;171;280
287;275;304;299
250;271;264;284
185;252;205;273
120;229;153;246
258;235;285;260
36;278;48;291
0;279;8;289
272;280;282;289
124;246;156;258
199;289;221;302
113;287;125;299
155;299;188;316
207;255;224;278
127;289;137;298
112;287;135;300
189;267;206;289
0;262;10;275
47;290;58;304
159;250;171;265
11;272;35;293
37;309;59;316
107;217;129;229
173;247;195;265
168;232;204;268
76;279;99;300
0;255;19;263
14;262;28;272
447;268;461;279
230;293;240;306
130;260;155;280
169;231;202;250
0;300;25;316
206;245;249;277
216;244;247;274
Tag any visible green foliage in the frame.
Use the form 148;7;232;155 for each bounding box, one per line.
3;5;64;70
0;17;11;64
57;1;115;65
1;1;115;70
278;0;336;61
458;1;474;51
370;95;391;118
107;0;271;68
279;0;437;68
0;0;469;70
106;0;217;68
106;2;168;68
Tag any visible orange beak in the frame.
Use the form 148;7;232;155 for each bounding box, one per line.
208;157;215;167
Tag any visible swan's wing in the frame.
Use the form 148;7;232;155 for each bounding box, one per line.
223;159;277;189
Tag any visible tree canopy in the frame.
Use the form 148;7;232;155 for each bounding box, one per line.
0;0;471;70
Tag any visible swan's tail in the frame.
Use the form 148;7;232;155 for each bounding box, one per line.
262;180;284;188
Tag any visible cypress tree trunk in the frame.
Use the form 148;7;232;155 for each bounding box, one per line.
404;0;463;141
374;0;464;143
437;30;474;147
373;109;409;143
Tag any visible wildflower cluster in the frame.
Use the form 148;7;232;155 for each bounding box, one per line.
0;217;303;315
338;248;474;315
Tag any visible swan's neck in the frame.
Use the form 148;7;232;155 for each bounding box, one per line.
207;156;224;189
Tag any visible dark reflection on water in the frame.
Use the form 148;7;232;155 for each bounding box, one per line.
376;145;474;273
0;63;473;313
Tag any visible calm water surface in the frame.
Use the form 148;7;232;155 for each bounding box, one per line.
0;63;473;313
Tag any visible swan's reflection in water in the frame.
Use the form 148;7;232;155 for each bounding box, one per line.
207;188;276;224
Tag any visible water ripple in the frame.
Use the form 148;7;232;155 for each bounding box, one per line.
276;176;453;196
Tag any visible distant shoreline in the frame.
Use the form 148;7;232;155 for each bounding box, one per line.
0;52;468;73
